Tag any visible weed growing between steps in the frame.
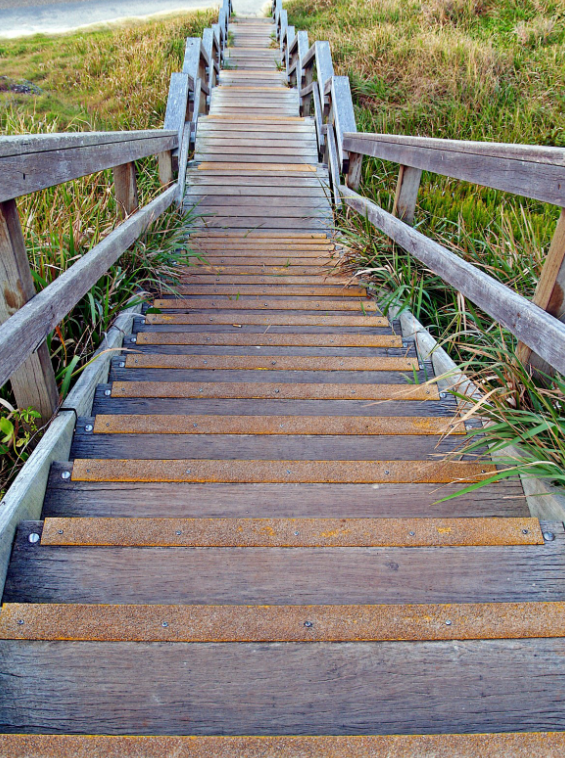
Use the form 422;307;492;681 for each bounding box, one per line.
0;12;214;493
285;0;565;489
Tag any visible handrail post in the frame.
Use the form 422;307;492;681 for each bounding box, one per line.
392;165;422;225
346;153;363;190
158;151;174;186
517;208;565;372
301;58;314;116
113;162;139;218
0;200;58;422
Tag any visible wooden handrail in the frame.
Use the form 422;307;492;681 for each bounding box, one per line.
340;185;565;377
0;184;178;392
1;130;177;202
343;132;565;207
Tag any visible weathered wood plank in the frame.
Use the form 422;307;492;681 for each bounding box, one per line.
5;523;564;605
113;161;139;218
163;73;191;147
329;76;356;170
343;133;565;207
340;185;565;376
69;432;465;462
392;165;422;225
186;195;327;206
109;368;432;387
44;465;529;519
1;133;177;202
0;129;178;158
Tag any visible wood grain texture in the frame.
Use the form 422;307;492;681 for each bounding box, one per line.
341;185;565;376
5;521;564;604
392;165;422;225
113;161;139;218
1;133;176;202
44;463;528;519
91;392;453;418
69;432;467;462
343;132;565;206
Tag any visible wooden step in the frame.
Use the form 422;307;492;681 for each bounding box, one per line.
153;299;379;312
38;517;541;547
145;314;389;327
91;414;460;436
110;380;438;400
71;458;493;483
1;597;561;642
6;521;563;606
70;430;469;462
176;277;349;285
136;332;402;347
173;286;364;297
124;355;417;372
44;463;529;519
0;733;563;757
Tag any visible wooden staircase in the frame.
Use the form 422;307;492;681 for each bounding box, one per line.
1;15;565;756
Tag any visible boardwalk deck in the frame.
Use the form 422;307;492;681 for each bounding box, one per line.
1;14;565;755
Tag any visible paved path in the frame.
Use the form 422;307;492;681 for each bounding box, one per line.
0;0;268;38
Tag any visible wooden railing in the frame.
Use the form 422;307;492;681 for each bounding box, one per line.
273;1;565;380
0;0;231;423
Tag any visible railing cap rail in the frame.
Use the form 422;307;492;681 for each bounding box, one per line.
0;129;178;159
343;132;565;167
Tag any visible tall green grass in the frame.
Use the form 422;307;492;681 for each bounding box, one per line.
0;12;214;494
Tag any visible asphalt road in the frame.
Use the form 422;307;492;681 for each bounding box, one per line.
0;0;269;37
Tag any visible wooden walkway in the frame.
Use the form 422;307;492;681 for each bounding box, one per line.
2;16;565;754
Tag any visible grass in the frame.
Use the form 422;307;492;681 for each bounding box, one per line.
0;11;215;495
286;0;565;490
